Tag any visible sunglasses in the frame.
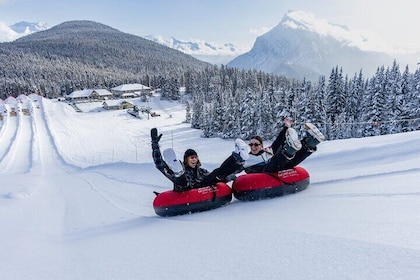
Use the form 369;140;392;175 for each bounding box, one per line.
248;143;261;147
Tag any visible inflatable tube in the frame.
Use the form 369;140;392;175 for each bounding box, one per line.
153;182;232;217
232;166;310;201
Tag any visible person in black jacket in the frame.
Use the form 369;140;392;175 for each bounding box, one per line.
151;128;248;192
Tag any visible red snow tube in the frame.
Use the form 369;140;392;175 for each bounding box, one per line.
153;182;232;217
232;166;310;201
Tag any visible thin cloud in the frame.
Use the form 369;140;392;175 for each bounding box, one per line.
0;21;20;42
249;26;272;37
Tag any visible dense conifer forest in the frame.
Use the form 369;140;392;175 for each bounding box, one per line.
187;62;419;140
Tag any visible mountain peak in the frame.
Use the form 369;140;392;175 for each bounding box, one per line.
278;10;389;52
10;21;49;34
280;10;356;43
281;10;348;32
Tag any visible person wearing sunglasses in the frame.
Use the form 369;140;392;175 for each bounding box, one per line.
151;128;250;192
243;117;325;174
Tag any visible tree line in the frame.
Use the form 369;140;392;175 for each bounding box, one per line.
186;61;419;141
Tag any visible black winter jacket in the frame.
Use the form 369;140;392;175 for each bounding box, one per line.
152;145;211;192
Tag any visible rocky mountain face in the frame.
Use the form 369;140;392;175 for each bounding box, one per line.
227;11;415;80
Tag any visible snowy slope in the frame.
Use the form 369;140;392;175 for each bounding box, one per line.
0;95;419;280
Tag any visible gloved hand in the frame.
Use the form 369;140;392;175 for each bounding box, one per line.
151;128;162;149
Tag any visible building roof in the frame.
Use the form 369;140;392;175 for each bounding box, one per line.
5;96;17;105
111;83;151;92
68;89;113;98
17;94;29;102
68;89;93;98
93;89;113;96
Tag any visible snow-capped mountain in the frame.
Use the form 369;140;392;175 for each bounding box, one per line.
145;35;245;65
0;21;49;42
10;21;49;34
228;10;417;80
279;11;388;53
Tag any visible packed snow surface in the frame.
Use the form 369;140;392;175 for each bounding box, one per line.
0;94;419;280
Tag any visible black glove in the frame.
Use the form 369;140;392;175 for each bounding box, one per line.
151;128;162;149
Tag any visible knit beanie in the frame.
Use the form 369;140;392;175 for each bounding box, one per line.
183;149;197;161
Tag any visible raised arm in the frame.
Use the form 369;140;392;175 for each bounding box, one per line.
151;128;188;191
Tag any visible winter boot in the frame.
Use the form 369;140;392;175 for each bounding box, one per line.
234;138;250;162
304;123;325;148
283;128;302;158
163;148;184;176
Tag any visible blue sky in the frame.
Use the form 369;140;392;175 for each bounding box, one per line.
0;0;419;52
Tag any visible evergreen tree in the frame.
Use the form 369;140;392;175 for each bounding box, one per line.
384;61;402;134
326;66;345;139
312;75;328;136
191;91;204;129
239;88;257;139
208;76;224;136
363;67;387;136
347;71;365;137
221;90;239;138
404;66;419;131
185;100;191;123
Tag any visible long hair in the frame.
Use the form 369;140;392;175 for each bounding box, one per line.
183;157;201;168
183;149;201;168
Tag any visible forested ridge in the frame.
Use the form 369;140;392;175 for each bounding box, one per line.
1;20;418;140
0;20;210;98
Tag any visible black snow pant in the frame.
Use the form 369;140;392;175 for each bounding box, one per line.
201;153;243;186
261;125;289;173
284;147;313;169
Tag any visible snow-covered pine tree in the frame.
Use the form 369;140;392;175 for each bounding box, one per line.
410;67;420;131
191;91;204;129
326;66;345;139
347;71;365;138
185;101;191;123
312;75;328;136
384;61;403;134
